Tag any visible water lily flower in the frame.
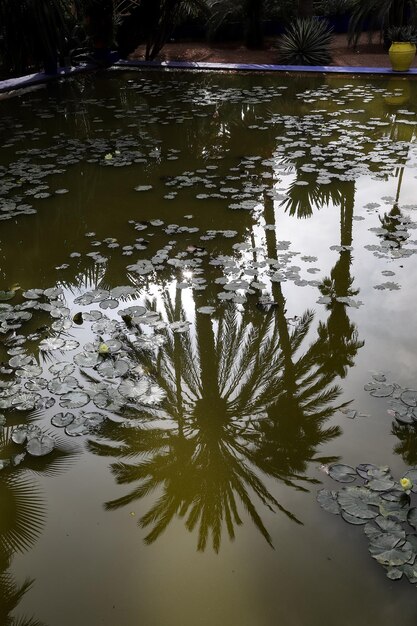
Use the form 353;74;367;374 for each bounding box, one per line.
104;153;113;160
98;343;110;355
400;477;413;492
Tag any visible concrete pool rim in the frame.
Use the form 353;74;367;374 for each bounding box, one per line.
2;56;417;95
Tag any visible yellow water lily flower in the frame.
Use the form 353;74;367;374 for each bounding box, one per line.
104;153;113;160
400;477;413;491
98;343;110;354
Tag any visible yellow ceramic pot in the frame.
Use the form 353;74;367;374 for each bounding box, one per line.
389;41;416;71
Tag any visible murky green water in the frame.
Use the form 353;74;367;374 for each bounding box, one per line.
1;69;417;625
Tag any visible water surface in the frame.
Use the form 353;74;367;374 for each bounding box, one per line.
1;70;417;625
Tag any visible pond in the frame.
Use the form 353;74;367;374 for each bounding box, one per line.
1;69;417;625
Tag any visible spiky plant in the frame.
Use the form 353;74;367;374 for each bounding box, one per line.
278;17;333;65
386;24;417;42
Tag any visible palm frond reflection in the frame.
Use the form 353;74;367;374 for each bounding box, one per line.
90;293;349;552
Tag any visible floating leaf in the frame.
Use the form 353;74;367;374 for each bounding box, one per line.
408;508;417;530
337;487;379;520
96;359;129;379
317;489;340;515
328;464;357;483
197;306;216;315
60;391;90;409
364;517;405;542
48;376;79;395
39;337;65;351
386;567;403;580
369;536;413;566
403;469;417;493
26;434;55;457
51;412;75;427
356;463;379;480
0;290;16;301
341;510;368;525
369;384;394;398
65;416;90;436
74;352;100;367
49;362;75;377
401;390;417;407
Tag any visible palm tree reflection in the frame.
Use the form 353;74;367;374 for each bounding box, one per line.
317;181;364;379
89;285;357;552
0;420;77;625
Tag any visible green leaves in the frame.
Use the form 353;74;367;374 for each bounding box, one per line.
317;463;417;583
338;487;379;520
317;489;341;514
328;463;357;483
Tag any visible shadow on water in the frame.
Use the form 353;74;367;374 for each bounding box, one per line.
0;417;78;625
86;164;364;553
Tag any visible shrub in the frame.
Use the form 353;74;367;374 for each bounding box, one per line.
278;17;333;65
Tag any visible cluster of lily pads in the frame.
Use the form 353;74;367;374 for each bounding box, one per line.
318;463;417;583
1;75;416;230
364;375;417;427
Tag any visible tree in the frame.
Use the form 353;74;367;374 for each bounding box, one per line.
117;0;209;60
348;0;417;46
208;0;265;49
0;0;70;75
298;0;314;18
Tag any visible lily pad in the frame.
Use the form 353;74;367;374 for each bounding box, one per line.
341;510;368;525
401;390;417;407
317;489;341;515
364;517;405;542
386;567;403;580
49;362;76;378
65;416;90;437
328;464;357;483
369;384;395;398
51;412;75;427
403;469;417;493
0;290;16;301
337;487;379;520
39;337;65;351
60;391;90;409
369;536;413;566
48;376;79;395
407;507;417;530
26;434;55;457
96;359;130;379
356;463;379;480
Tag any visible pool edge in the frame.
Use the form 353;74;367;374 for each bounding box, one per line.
2;56;417;95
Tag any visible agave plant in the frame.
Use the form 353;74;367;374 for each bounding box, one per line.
278;17;333;65
386;24;417;42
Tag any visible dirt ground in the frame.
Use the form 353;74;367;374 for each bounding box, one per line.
130;32;417;69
